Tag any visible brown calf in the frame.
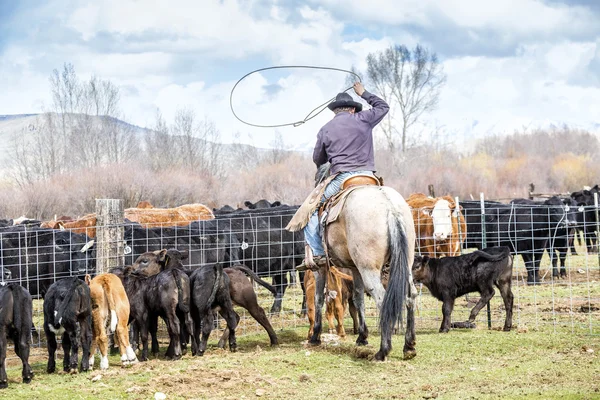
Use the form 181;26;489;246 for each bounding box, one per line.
85;274;137;369
305;266;356;340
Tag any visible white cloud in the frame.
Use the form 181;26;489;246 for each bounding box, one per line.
1;0;600;153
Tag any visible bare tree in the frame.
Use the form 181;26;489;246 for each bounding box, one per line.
365;44;446;153
145;109;178;171
172;107;201;170
268;131;287;164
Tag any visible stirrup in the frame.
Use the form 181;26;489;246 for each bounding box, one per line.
296;256;327;272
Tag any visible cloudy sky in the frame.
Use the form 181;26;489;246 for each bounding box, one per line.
1;0;599;148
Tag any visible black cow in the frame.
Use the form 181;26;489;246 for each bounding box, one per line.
195;205;305;313
244;200;283;209
511;197;579;278
459;200;505;250
471;198;567;285
570;186;600;253
123;224;240;270
110;264;194;361
0;283;34;388
44;277;92;373
1;227;95;297
212;205;243;215
413;246;514;333
188;264;238;356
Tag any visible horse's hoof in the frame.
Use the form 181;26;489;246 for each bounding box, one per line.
373;351;386;361
0;381;7;389
403;350;417;360
69;368;78;375
308;339;321;346
356;339;368;346
23;375;33;384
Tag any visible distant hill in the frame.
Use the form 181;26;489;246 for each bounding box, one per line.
0;114;296;175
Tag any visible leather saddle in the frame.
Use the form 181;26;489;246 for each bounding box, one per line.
319;174;382;226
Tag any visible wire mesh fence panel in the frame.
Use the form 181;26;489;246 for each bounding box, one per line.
1;197;599;363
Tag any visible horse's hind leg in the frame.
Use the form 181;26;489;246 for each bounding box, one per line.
308;268;326;345
359;268;387;356
351;270;370;346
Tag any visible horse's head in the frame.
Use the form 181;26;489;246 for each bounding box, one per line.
315;163;331;187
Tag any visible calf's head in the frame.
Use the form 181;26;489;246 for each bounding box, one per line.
131;251;164;276
412;255;432;284
50;279;89;331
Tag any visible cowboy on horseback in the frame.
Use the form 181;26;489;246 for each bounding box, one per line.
292;82;390;271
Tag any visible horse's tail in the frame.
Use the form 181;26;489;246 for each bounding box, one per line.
380;212;409;341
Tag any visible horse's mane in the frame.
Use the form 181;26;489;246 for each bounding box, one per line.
315;163;331;187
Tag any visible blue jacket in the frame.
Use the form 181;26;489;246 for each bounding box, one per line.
312;90;389;174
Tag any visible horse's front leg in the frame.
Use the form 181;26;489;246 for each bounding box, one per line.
308;267;326;345
351;270;369;346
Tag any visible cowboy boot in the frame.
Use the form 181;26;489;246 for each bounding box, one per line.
296;245;328;271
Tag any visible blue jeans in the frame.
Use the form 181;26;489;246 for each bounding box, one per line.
304;171;374;256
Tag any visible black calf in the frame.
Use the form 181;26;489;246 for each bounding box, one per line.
43;277;92;373
189;264;238;356
0;283;34;388
413;247;514;333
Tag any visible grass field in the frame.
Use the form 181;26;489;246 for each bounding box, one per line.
3;246;600;399
2;327;599;399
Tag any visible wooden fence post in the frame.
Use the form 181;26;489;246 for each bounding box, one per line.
95;199;125;274
428;184;435;198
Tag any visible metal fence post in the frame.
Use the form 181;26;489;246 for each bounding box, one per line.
480;192;492;329
595;193;600;272
95;199;125;274
455;196;463;256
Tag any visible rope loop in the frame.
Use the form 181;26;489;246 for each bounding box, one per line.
230;66;361;129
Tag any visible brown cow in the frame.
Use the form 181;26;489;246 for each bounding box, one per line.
85;274;137;369
305;266;357;340
41;203;214;238
407;193;467;257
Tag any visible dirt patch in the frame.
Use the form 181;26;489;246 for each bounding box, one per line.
142;363;281;399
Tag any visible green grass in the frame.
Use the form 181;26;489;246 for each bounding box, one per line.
2;328;599;399
6;242;600;398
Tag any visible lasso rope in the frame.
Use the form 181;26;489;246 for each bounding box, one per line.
230;66;362;128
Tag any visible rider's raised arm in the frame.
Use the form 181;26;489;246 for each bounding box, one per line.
313;128;327;167
356;91;390;127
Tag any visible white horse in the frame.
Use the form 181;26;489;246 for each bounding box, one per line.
310;165;417;361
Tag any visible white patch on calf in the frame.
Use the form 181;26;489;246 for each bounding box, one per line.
100;356;109;370
125;346;138;362
48;325;65;336
89;355;95;369
110;310;118;332
431;199;453;241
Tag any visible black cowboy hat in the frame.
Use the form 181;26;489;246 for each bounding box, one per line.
327;92;363;112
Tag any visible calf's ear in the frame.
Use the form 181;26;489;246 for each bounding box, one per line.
422;255;430;266
157;249;168;263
